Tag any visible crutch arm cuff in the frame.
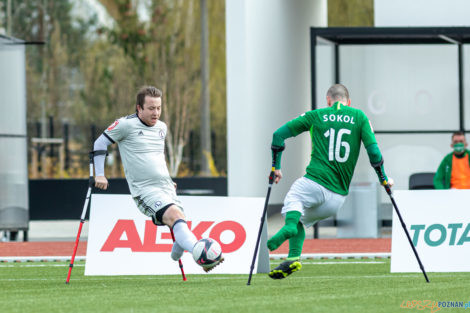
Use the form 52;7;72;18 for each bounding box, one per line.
370;157;383;169
271;145;285;153
91;150;109;157
271;145;285;169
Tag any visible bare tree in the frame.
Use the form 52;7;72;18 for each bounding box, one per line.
97;0;200;176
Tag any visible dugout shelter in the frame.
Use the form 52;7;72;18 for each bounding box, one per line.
0;35;29;241
311;26;470;209
309;27;470;235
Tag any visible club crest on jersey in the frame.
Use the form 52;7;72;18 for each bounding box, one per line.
159;130;165;139
138;130;144;136
154;201;162;208
107;120;119;131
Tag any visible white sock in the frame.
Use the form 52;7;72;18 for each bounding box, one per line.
171;242;184;261
172;220;197;253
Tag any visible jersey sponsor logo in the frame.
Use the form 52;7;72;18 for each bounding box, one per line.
322;114;355;124
107;120;119;131
100;219;247;253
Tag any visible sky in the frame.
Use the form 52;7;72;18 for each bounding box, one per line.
74;0;114;28
73;0;151;28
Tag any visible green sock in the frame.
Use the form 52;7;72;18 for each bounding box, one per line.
267;211;301;251
287;221;305;260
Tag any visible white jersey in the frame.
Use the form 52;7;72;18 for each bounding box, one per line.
104;114;174;198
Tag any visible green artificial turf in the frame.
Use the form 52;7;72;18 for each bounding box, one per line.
1;259;468;313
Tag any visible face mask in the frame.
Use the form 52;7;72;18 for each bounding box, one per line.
453;142;465;153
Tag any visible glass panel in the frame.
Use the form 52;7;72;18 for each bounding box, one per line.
352;133;452;202
464;45;470;131
0;46;27;135
340;45;459;131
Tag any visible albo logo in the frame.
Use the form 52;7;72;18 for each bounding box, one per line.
410;223;470;247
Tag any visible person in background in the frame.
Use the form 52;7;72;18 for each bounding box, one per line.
434;131;470;189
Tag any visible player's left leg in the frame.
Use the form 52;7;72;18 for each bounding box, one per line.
163;205;225;271
267;177;321;252
267;211;301;251
269;178;344;279
267;178;315;279
300;185;346;231
269;260;302;279
269;221;305;279
295;183;345;274
162;205;198;259
287;221;305;260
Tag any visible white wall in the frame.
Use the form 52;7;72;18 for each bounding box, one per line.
226;0;327;202
375;0;470;27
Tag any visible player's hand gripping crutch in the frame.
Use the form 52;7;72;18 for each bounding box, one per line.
373;161;430;283
247;145;285;285
170;227;187;281
66;151;105;284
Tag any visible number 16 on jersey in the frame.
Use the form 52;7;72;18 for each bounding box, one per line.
324;128;351;163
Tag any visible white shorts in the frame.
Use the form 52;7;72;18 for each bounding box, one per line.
133;191;183;225
281;177;346;228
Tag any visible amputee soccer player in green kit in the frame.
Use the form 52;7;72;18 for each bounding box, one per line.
93;86;223;272
267;84;393;279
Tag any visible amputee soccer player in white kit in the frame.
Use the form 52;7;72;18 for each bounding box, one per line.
267;84;393;279
93;86;223;272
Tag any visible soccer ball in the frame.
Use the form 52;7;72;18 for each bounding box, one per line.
192;238;222;268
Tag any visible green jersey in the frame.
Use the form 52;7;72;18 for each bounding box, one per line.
286;103;377;195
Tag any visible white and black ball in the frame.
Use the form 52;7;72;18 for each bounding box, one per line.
192;238;222;268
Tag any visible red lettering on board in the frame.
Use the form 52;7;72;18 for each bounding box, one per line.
100;219;143;252
100;220;247;253
209;221;246;253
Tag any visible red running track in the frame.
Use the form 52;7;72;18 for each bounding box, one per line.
0;238;391;256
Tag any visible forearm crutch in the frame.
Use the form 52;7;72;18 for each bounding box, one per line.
170;228;187;281
247;145;284;285
66;151;106;284
373;161;429;283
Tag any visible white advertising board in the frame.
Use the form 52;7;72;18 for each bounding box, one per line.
392;190;470;272
85;195;268;275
